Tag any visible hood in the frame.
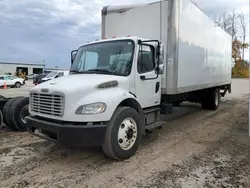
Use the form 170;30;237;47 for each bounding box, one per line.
32;74;129;93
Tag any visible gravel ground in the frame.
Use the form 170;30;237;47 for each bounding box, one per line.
0;78;249;188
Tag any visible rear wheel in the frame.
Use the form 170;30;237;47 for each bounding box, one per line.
102;107;143;160
7;97;30;131
172;101;182;107
2;97;22;130
201;88;221;110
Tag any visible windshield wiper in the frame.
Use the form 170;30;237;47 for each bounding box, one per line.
87;68;115;74
70;70;85;73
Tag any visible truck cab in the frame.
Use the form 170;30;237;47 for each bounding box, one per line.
26;0;231;160
26;37;165;160
70;37;164;109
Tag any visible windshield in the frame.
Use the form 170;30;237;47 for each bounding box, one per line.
70;40;135;76
45;71;57;78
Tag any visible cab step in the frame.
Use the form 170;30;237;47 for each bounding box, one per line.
145;121;166;130
143;107;161;114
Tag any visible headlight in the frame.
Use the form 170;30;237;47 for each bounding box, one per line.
75;102;106;115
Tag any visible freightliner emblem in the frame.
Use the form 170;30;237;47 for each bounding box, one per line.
41;88;49;92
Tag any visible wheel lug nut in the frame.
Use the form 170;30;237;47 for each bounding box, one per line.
119;139;123;143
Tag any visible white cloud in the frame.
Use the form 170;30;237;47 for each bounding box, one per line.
0;0;249;68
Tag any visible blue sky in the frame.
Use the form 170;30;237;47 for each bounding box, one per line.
0;0;249;68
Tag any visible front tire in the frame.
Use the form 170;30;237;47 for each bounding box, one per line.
15;82;21;88
102;107;143;160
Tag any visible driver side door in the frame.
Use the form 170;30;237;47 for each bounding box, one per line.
135;44;161;108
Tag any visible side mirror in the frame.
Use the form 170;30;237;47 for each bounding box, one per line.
71;50;77;64
158;64;164;74
159;44;164;64
155;43;164;75
155;64;164;74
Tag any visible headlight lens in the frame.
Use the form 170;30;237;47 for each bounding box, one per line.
75;102;106;115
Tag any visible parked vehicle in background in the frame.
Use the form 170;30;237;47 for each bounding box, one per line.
26;0;232;160
39;70;69;83
27;74;38;80
0;75;25;88
33;73;48;85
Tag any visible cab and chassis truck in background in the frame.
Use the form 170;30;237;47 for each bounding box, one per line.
26;0;232;160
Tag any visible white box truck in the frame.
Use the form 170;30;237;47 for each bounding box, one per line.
26;0;232;160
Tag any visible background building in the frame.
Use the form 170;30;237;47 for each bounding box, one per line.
44;67;69;73
0;62;45;76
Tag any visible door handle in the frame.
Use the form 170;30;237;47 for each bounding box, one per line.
155;82;160;93
140;75;146;80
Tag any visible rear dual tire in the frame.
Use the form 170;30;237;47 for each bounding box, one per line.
3;97;23;130
102;107;143;160
201;88;221;110
2;97;29;131
0;110;3;129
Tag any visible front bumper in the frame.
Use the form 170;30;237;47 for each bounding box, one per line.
26;116;107;147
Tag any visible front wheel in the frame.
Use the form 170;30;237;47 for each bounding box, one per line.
102;107;143;160
15;82;21;88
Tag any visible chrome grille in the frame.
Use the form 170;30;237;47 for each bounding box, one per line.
30;93;64;117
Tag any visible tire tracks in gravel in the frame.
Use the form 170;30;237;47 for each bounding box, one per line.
138;99;250;188
77;97;247;188
0;95;247;188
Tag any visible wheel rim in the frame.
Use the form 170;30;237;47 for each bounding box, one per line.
20;105;29;124
215;90;219;106
118;117;138;150
16;83;21;88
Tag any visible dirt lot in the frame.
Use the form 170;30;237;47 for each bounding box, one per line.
0;79;249;188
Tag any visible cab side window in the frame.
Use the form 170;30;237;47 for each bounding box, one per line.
137;45;155;74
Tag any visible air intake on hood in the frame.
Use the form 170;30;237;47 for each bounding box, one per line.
97;80;118;89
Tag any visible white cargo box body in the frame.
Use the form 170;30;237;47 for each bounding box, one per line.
101;0;232;95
